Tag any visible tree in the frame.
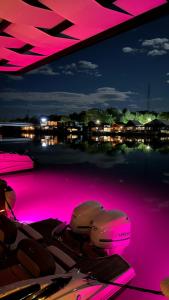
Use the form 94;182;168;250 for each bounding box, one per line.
60;115;71;123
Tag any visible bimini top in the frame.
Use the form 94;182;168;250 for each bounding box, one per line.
0;0;168;74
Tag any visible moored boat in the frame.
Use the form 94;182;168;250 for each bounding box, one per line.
0;152;34;175
0;186;168;299
0;201;135;300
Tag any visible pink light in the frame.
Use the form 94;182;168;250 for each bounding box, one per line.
115;0;167;16
6;24;78;50
0;0;64;28
0;47;44;66
0;37;25;49
0;153;34;174
0;0;167;73
1;168;169;299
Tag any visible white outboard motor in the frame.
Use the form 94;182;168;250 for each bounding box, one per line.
90;210;131;255
70;201;104;235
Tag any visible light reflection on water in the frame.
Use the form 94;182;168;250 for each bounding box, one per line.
0;135;169;299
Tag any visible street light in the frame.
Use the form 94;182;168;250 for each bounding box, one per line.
40;117;48;127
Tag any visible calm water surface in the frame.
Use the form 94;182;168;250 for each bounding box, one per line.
0;135;169;300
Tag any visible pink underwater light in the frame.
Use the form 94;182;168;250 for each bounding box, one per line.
2;168;169;300
0;0;168;73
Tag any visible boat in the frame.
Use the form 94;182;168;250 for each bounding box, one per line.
0;152;34;175
0;138;31;143
0;182;168;300
0;197;135;300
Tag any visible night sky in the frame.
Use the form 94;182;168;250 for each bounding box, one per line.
0;14;169;119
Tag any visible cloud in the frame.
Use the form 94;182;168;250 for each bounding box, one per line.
122;37;169;57
122;47;137;53
78;60;98;69
166;73;169;84
128;103;140;109
62;70;74;76
59;60;102;77
163;172;169;177
6;66;59;80
164;43;169;50
142;38;168;47
28;65;60;76
5;60;102;78
147;49;167;56
96;87;136;101
0;86;136;117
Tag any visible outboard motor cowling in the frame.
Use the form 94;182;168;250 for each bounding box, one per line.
70;201;104;235
90;210;131;255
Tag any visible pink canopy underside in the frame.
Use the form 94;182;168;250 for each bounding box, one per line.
0;0;167;73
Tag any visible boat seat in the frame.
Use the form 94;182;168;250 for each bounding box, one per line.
18;223;43;240
17;239;56;277
47;245;76;269
0;238;56;287
46;237;79;273
0;264;31;287
0;214;17;245
11;223;43;250
0;215;44;255
30;218;64;242
0;214;17;259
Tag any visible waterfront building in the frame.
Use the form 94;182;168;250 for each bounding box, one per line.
125;120;145;132
145;119;169;134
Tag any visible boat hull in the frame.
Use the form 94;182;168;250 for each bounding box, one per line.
0;152;34;175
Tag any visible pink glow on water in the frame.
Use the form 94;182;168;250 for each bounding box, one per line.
2;168;169;299
0;0;167;72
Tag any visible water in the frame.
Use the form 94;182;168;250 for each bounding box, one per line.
0;134;169;299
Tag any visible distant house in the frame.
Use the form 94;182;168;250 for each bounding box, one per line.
101;123;112;133
90;125;101;133
65;121;83;133
125;120;144;131
40;116;61;130
88;121;101;133
89;123;112;133
145;119;169;134
111;123;124;133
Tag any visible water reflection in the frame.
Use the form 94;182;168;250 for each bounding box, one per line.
64;135;169;155
1;133;169;300
21;133;35;140
1;134;169;155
